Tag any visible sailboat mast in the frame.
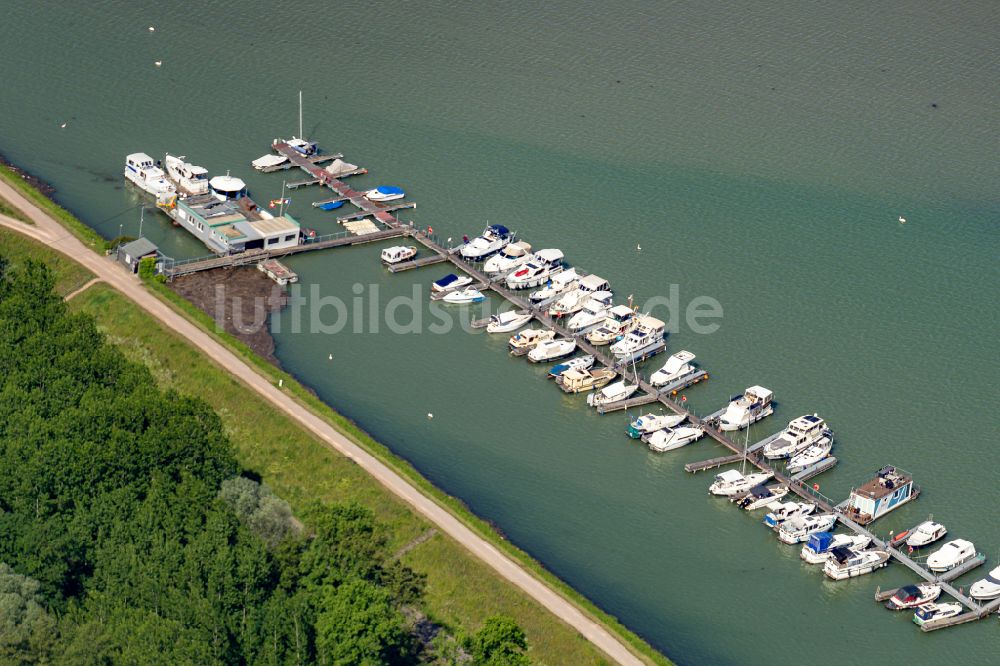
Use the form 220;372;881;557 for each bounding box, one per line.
298;91;303;139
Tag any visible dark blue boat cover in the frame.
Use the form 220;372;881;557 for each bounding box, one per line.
489;224;510;236
807;532;834;553
318;200;345;210
434;274;458;287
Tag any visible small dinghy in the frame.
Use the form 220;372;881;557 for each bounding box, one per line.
763;502;816;529
823;546;890;579
528;338;577;363
366;186;405;202
926;539;976;572
486;310;532;333
904;521;947;549
778;513;838;544
800;532;872;564
969;565;1000;600
644;426;705;452
626;413;686;439
708;469;775;497
912;602;963;627
441;288;485;304
432;273;474;293
586;380;639;407
381;246;417;264
885;584;942;610
734;484;788;511
318;199;345;210
548;355;595;380
508;328;556;354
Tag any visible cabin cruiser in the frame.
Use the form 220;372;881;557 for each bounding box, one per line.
548;274;611;317
904;521;947;549
708;469;774;497
644;426;705;452
566;292;615;334
505;249;565;289
381;246;417;264
626;413;686;439
800;532;872;564
164;154;209;196
586;306;638;345
586;380;639;407
441;288;485;304
823;547;890;579
284;137;318;156
734;484;788;511
558;367;616;393
778;513;838;544
432;273;473;293
528;338;577;363
610;315;666;360
718;386;774;431
366;186;405;202
649;351;697;387
912;602;963;627
926;539;976;572
762;414;831;459
484;241;532;274
548;355;595;379
528;268;578;304
460;224;512;260
508;328;556;353
124;153;176;198
786;437;833;474
885;584;942;610
486;310;532;333
969;565;1000;600
763;502;816;528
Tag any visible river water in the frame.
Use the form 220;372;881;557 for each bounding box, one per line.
2;2;998;663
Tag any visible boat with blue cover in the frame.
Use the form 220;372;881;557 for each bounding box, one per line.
800;532;872;564
432;273;473;293
366;185;405;202
548;355;595;379
460;224;513;260
318;199;345;210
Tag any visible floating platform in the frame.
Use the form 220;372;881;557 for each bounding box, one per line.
920;597;1000;632
683;433;776;472
258;258;297;285
388;254;449;273
938;553;986;583
257;152;342;173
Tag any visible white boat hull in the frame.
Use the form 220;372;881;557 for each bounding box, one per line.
645;427;705;452
823;551;890;580
486;313;532;333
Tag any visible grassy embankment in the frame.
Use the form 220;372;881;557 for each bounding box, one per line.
0;180;672;665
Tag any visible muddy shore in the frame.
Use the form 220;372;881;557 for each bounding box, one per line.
0;152;58;199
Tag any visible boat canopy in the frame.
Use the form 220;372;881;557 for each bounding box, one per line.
318;200;345;210
488;224;510;237
746;385;773;401
325;158;358;176
608;304;634;319
828;546;856;563
807;532;835;553
579;274;609;291
534;248;564;263
434;274;459;287
715;470;744;483
252;154;288;169
375;185;404;195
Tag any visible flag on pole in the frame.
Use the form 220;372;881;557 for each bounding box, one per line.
269;198;290;208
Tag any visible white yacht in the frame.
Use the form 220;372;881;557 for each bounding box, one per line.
586;305;638;346
432;273;473;293
460;224;512;260
566;292;615;333
164;154;209;196
708;469;775;496
441;288;485;304
586;380;639;407
644;426;705;452
734;484;788;511
800;533;872;564
548;355;596;379
926;539;977;572
626;412;686;439
763;502;816;529
508;328;556;353
484;241;532;274
365;186;405;202
649;351;697;387
381;246;417;264
486;310;533;333
548;274;611;317
609;315;666;360
904;521;947;549
777;513;838;544
912;602;963;627
762;414;831;459
885;584;942;610
528;268;578;304
969;565;1000;600
786;437;833;474
717;386;774;431
558;367;617;393
527;338;577;363
505;249;565;289
823;547;890;579
124;153;176;198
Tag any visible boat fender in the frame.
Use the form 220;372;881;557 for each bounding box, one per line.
813;483;820;491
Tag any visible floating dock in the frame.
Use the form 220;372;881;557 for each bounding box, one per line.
257;258;297;285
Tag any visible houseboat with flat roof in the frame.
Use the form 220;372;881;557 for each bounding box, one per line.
170;193;301;255
843;465;919;525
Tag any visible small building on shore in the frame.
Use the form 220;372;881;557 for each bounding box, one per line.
118;237;159;273
170;194;301;255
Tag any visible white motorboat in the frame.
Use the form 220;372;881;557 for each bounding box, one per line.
609;315;666;360
558;367;617;393
124;153;176;198
381;246;417;264
505;249;565;289
644;426;705;452
912;602;963;627
763;502;816;529
486;310;533;333
548;274;611;317
528;268;578;304
626;412;686;439
904;521;947;549
885;584;942;610
528;338;577;363
777;513;838;544
586;380;638;407
708;469;774;497
926;539;977;572
484;241;532;274
567;292;615;333
762;414;831;459
786;437;833;474
649;351;697;387
441;288;485;304
800;532;872;564
969;565;1000;600
164;154;209;196
432;273;473;293
366;186;405;202
460;224;512;260
586;305;638;345
548;355;596;380
251;153;288;171
284;137;318;156
823;547;890;579
734;484;789;511
508;328;556;353
717;386;774;431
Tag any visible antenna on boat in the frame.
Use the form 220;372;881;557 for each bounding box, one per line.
298;90;303;140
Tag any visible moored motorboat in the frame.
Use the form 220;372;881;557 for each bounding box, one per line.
763;414;831;459
649;351;697;387
124;153;176;198
558;367;616;393
800;532;872;564
586;305;638;345
708;469;775;497
505;249;565;289
528;268;578;304
734;484;789;510
484;241;532;274
885;584;942;610
626;412;686;439
164;154;209;196
904;521;947;549
912;602;963;626
926;539;976;572
969;565;1000;600
763;502;816;529
441;288;485;304
508;328;556;353
609;315;666;360
548;355;596;379
786;437;834;474
644;426;705;452
586;380;638;407
486;310;533;333
566;292;615;334
284;137;318;156
778;513;838;544
381;246;417;264
823;547;890;579
365;185;405;202
460;224;512;260
251;153;288;171
548;274;611;317
528;338;577;363
432;273;474;293
717;386;774;431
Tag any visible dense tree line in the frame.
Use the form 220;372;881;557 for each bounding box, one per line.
0;258;531;665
